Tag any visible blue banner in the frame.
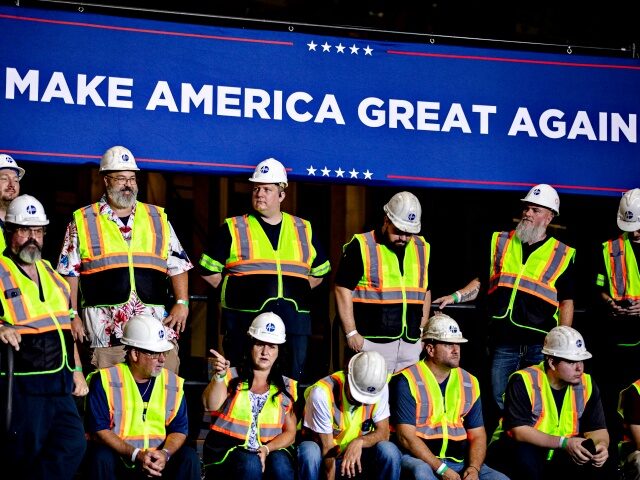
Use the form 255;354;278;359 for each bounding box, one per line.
1;5;639;196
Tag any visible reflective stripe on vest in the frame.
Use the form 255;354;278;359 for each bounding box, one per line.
517;363;591;437
352;231;429;304
74;202;169;274
210;367;297;443
604;234;640;301
100;364;182;449
489;231;574;307
304;372;376;454
400;361;479;460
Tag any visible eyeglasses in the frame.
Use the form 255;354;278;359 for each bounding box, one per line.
106;175;137;186
15;226;46;238
137;349;167;360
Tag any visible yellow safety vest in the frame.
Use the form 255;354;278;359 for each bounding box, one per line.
304;371;377;454
399;360;479;462
599;234;640;302
0;256;74;375
218;213;329;312
94;363;183;450
489;231;575;333
618;380;640;459
209;367;297;452
350;231;429;342
73;201;169;307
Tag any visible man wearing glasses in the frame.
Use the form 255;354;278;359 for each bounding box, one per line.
84;314;200;479
57;145;193;373
334;191;430;374
0;153;25;251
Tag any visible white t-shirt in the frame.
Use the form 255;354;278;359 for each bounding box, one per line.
303;383;390;434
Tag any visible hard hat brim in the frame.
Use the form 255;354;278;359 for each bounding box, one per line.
347;372;383;405
121;338;174;353
617;217;639;232
520;199;559;216
422;336;468;343
541;348;592;361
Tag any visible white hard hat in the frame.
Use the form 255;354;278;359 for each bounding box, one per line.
541;326;592;362
247;312;286;344
6;194;49;226
383;191;422;234
99;146;140;173
0;154;25;180
347;351;387;405
248;158;288;188
617;188;640;232
121;314;173;353
422;313;468;343
520;184;560;216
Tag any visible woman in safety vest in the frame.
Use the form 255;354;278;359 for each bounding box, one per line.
202;312;297;479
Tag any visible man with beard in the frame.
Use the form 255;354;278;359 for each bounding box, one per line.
199;157;330;381
0;195;88;479
57;146;193;373
435;184;575;416
487;326;612;480
0;154;25;251
84;314;200;480
335;191;430;374
391;314;509;480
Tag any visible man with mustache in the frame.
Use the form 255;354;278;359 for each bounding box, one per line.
0;195;88;478
0;154;25;252
335;191;430;373
57;146;193;373
435;184;575;418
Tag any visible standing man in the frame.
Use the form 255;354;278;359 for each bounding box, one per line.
435;184;575;413
335;191;430;374
57;145;193;373
84;314;200;480
487;326;612;480
199;157;330;380
0;195;87;479
298;350;402;480
391;313;508;480
0;154;25;250
594;188;640;453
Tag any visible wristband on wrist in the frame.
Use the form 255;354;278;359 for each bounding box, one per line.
214;372;226;383
131;447;140;463
262;444;269;456
73;366;83;372
162;448;171;461
176;299;189;307
560;436;568;449
452;291;461;303
436;463;449;475
345;330;358;339
72;309;79;317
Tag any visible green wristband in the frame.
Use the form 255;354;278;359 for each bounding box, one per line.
176;299;189;307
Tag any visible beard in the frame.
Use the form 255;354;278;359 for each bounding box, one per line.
17;239;42;264
515;220;546;244
107;184;138;209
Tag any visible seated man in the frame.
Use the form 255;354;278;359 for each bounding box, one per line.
487;326;613;480
391;313;508;480
84;314;201;480
619;379;640;480
298;350;401;480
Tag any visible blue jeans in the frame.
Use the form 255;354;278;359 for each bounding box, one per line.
491;344;543;411
401;455;510;480
298;440;401;480
206;447;294;480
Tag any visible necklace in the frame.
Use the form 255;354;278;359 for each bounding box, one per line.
140;379;152;399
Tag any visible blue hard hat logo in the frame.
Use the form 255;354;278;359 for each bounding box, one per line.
6;157;14;164
121;154;130;162
26;205;36;215
260;165;270;174
625;210;634;221
576;339;583;348
449;325;458;333
533;188;541;196
407;212;416;221
159;329;165;340
265;322;275;333
367;386;376;393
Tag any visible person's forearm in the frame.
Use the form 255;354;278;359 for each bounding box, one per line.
586;429;609;449
161;432;187;456
170;271;189;301
202;379;228;411
559;299;574;326
335;286;357;333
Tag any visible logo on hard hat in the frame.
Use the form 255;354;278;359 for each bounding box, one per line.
121;154;130;162
576;339;583;348
625;210;635;221
26;204;36;215
158;329;165;339
407;212;416;221
260;165;270;174
265;322;275;333
5;157;14;164
533;188;541;196
367;386;377;393
449;325;458;333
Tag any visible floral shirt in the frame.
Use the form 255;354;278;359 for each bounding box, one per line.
247;390;269;450
56;196;193;347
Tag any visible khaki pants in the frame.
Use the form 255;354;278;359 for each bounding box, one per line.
91;341;181;373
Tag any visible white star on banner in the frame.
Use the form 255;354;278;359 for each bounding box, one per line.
322;42;332;52
350;44;360;54
307;165;316;176
335;167;345;177
363;169;373;180
321;167;331;177
336;43;346;53
364;45;373;55
349;168;359;178
307;41;317;51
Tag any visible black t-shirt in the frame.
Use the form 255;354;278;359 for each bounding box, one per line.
503;373;606;433
621;383;640;425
